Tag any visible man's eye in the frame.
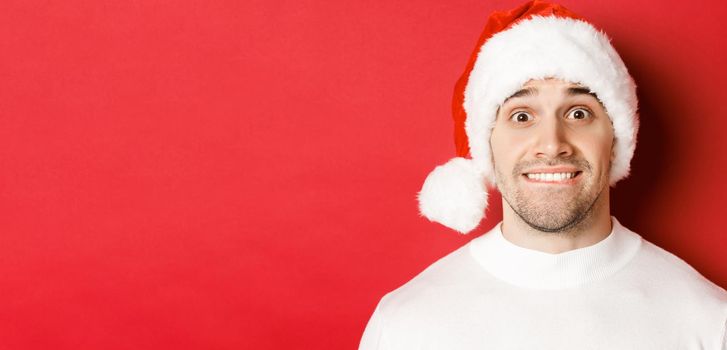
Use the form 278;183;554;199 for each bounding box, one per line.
509;111;533;123
567;108;592;120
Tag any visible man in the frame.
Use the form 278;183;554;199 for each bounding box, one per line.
359;1;727;349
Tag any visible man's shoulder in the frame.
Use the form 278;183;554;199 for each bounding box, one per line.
631;234;727;304
376;240;490;315
362;239;504;349
624;233;727;341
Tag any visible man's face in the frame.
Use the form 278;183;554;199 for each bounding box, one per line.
490;78;614;232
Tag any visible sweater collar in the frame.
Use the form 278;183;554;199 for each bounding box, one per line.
468;216;642;290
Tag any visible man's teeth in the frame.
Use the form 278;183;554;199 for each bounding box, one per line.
526;172;577;182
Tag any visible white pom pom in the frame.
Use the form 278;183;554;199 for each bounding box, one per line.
417;157;488;234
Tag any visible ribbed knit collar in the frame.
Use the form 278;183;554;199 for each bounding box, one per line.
468;216;642;290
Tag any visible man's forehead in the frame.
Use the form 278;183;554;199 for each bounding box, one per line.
523;77;581;87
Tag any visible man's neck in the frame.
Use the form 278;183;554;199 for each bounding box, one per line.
499;191;613;254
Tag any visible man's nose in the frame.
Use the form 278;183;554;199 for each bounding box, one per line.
533;115;573;159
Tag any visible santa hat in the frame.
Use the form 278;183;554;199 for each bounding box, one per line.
418;0;639;234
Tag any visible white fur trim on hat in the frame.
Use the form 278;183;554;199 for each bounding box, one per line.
464;15;639;186
418;157;488;234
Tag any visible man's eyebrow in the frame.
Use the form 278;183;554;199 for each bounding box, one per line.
500;85;603;107
567;86;600;100
502;87;538;104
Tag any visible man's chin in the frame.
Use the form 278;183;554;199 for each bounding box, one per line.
518;210;584;233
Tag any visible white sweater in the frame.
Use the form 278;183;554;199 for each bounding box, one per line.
359;217;727;349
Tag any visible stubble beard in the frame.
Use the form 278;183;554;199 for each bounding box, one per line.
494;158;606;234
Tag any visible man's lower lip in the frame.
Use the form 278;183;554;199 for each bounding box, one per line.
521;172;582;184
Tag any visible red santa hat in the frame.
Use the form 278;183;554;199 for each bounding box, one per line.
418;0;639;233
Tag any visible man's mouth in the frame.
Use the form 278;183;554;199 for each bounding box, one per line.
521;171;582;183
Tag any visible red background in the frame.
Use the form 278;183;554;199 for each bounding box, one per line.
1;0;726;348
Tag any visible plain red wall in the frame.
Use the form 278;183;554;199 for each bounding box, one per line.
1;0;726;348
